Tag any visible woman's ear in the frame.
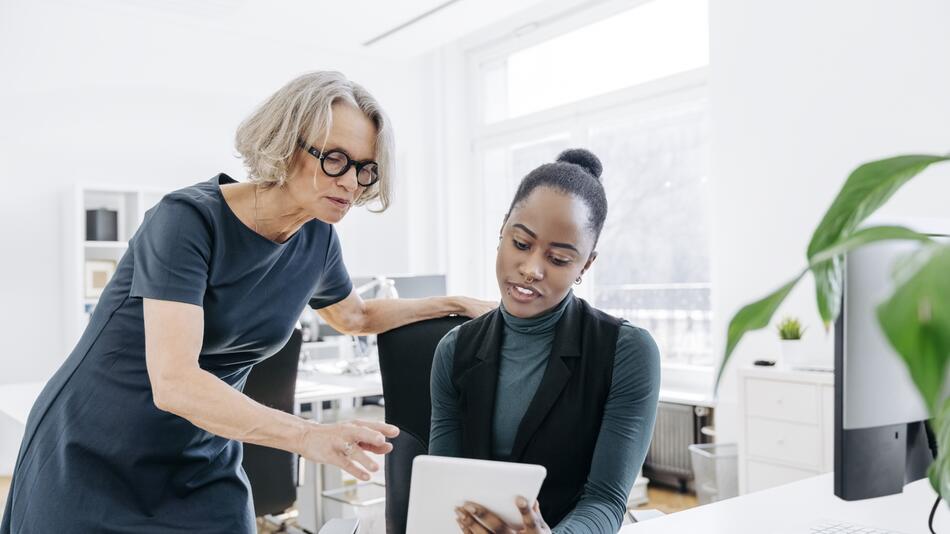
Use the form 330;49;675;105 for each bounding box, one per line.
581;251;598;275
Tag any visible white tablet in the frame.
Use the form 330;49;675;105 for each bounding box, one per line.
405;455;547;534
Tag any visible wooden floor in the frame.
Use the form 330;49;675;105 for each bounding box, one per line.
636;484;699;515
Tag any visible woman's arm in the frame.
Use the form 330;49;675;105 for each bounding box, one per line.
143;298;399;480
553;324;661;533
428;328;464;456
316;289;495;335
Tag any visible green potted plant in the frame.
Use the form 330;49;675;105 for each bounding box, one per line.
716;153;950;504
776;316;810;369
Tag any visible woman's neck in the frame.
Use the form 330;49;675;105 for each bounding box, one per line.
223;182;310;243
501;291;573;334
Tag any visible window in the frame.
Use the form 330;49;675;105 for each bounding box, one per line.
589;100;712;366
480;0;709;123
470;0;712;366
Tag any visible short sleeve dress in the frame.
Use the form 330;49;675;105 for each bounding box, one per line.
0;174;352;533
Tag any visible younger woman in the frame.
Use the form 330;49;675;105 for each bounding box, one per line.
430;149;661;533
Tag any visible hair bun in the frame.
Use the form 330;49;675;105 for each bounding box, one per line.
557;148;602;179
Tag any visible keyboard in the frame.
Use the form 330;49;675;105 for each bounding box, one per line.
805;519;907;533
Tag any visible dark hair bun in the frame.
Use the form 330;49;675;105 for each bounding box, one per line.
557;148;602;179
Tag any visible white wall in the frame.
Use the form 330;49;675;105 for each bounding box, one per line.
710;0;950;441
0;2;436;384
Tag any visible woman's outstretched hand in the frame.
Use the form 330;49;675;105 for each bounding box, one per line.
299;419;399;481
456;497;552;534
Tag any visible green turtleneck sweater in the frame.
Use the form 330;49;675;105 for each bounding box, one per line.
429;293;661;533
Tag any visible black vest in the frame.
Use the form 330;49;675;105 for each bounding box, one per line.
451;296;622;526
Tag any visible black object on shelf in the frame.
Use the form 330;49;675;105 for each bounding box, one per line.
86;208;118;241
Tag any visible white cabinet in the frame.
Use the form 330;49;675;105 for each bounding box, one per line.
63;185;167;351
737;366;834;494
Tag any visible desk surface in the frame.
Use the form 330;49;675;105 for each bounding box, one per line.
621;473;948;533
0;381;45;425
295;370;383;404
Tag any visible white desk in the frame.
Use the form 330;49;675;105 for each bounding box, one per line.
295;371;383;406
658;389;715;408
621;473;949;533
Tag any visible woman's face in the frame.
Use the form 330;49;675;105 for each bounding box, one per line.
287;102;377;224
496;186;597;319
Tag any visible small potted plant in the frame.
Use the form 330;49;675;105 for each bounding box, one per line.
776;316;807;368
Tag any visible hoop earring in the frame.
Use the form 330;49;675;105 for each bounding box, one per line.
574;276;582;285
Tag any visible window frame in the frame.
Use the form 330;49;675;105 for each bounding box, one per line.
470;68;709;293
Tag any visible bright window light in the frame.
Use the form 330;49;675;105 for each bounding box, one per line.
497;0;708;121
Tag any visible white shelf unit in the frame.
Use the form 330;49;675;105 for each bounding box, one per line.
63;184;167;351
736;366;834;495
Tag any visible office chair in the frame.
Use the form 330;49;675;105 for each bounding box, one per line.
242;329;305;531
377;315;471;534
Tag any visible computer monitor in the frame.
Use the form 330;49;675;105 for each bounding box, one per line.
350;274;447;300
834;234;948;500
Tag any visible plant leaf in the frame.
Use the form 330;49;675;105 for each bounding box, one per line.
717;274;804;390
877;244;950;412
717;225;931;392
808;225;932;264
928;397;950;499
811;258;843;331
806;155;950;327
876;243;950;500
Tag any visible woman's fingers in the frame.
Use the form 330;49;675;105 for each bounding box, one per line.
298;421;399;481
455;507;493;534
455;507;471;532
351;419;400;438
328;438;376;481
337;457;373;481
516;496;537;529
343;423;389;449
463;501;508;533
347;447;378;475
516;496;547;532
358;440;393;455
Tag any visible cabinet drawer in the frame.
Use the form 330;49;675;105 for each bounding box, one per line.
745;378;819;424
746;417;822;468
746;459;818;493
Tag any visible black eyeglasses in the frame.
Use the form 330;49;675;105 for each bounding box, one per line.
300;142;380;187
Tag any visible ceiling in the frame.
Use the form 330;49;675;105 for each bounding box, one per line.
64;0;561;58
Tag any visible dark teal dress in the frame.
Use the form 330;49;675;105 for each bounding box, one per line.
1;174;352;533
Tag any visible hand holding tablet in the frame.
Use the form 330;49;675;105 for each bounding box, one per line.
455;496;552;533
405;455;547;533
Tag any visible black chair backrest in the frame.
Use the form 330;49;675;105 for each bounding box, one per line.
241;328;303;517
377;316;470;534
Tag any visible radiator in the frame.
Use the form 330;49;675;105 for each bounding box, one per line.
643;402;712;490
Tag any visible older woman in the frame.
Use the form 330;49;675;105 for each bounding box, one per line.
1;71;493;533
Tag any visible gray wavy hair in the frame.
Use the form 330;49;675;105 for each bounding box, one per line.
235;71;394;211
